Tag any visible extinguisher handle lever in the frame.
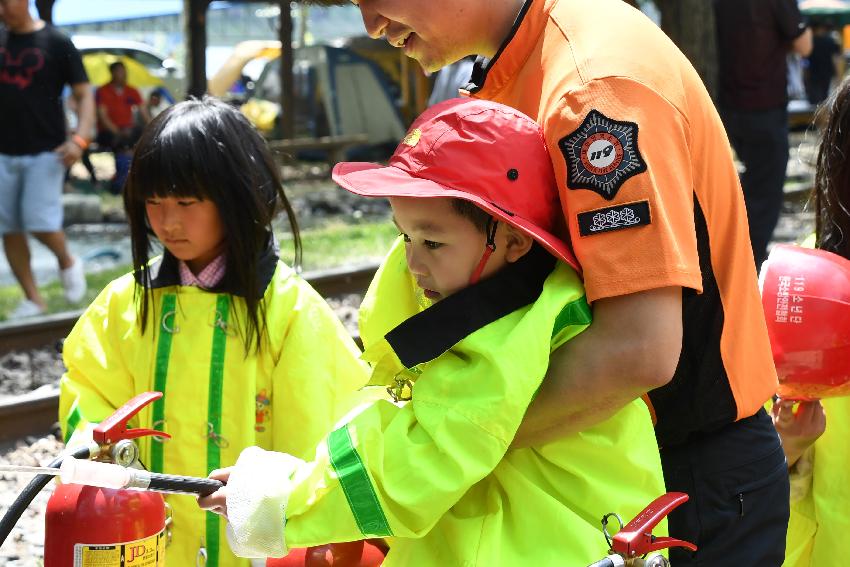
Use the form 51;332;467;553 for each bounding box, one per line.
610;492;698;557
93;391;173;445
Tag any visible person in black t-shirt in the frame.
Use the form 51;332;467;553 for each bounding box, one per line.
714;0;812;270
0;0;94;318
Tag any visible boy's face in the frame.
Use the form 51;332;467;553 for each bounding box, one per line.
391;196;509;301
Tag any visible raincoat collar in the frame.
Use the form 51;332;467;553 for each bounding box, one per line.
385;244;556;368
144;233;279;297
464;0;553;97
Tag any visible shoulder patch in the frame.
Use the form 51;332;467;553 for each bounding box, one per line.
577;200;651;237
559;109;647;200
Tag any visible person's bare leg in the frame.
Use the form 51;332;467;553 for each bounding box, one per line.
32;230;73;270
3;232;46;308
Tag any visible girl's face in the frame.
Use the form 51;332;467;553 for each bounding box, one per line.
390;196;509;302
145;196;226;273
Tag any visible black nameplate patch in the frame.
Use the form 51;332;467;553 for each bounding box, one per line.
577;200;651;237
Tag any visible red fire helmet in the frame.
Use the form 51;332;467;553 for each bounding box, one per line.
760;244;850;400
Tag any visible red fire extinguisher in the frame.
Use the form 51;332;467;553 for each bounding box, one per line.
44;392;172;567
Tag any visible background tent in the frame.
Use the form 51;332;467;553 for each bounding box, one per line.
218;44;406;156
82;53;165;90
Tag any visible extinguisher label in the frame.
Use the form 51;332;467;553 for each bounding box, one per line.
73;529;166;566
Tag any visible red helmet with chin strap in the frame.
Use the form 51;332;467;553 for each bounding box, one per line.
332;98;580;284
760;244;850;400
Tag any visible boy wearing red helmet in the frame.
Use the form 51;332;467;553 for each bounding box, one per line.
199;99;665;565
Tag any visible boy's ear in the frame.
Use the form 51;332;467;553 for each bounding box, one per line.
503;225;534;263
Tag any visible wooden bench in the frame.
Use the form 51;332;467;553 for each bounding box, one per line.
267;134;370;165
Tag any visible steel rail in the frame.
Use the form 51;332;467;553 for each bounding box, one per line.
0;262;378;443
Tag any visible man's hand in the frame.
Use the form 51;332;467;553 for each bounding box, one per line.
197;467;233;518
54;140;83;167
772;399;826;468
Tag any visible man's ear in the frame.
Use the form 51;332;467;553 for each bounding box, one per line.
503;224;534;263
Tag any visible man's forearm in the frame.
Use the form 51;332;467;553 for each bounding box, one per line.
513;325;658;446
512;287;682;448
74;86;96;140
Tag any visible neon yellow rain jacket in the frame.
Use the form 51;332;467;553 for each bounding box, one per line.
59;249;370;567
784;397;850;566
232;242;666;565
782;235;850;566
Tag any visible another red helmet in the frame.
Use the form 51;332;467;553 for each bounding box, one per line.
760;244;850;400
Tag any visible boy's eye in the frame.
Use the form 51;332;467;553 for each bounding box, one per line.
400;233;411;243
177;199;197;207
424;240;443;250
145;199;160;206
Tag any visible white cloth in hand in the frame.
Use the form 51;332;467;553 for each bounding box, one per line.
225;446;305;558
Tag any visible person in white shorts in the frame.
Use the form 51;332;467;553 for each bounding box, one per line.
0;0;94;317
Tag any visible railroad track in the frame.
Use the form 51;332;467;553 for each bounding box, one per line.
0;262;379;443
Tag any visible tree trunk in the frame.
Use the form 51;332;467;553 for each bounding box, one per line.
655;0;718;100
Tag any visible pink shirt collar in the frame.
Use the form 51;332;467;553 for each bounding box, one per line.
178;254;226;288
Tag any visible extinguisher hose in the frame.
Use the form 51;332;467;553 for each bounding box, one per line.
0;445;93;549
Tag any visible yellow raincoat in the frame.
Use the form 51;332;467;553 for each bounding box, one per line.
784;234;850;566
231;242;666;565
59;250;370;567
784;398;850;566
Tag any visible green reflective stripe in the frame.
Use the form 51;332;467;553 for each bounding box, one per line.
64;403;82;444
552;295;592;337
151;293;177;474
327;425;393;537
205;294;229;567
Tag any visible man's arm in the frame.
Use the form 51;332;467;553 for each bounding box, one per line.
97;103;118;134
72;82;95;140
55;82;95;167
139;103;152;125
512;286;682;447
792;27;813;57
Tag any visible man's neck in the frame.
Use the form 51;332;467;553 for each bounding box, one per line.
479;0;527;59
8;18;45;34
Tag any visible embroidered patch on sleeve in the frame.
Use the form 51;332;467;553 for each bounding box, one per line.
577;200;651;237
559;109;647;200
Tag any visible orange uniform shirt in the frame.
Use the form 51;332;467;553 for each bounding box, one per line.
465;0;777;446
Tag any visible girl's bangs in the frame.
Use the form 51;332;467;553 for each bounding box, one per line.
129;114;222;201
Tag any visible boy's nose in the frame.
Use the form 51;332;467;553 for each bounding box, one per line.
405;246;428;277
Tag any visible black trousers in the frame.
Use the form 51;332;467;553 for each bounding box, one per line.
661;408;789;566
720;107;789;268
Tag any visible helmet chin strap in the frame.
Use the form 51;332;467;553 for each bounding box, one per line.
469;219;499;285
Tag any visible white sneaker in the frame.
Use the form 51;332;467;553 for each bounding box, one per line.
10;299;46;319
60;256;87;303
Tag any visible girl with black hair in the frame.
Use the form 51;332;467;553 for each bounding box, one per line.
772;79;850;566
57;97;371;567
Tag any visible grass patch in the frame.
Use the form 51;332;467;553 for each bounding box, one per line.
0;218;398;322
276;218;397;269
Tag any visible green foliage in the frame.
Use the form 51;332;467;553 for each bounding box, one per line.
0;219;398;322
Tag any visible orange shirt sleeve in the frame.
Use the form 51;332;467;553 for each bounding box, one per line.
545;76;704;302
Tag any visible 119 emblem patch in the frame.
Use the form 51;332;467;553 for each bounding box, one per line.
559;109;647;200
